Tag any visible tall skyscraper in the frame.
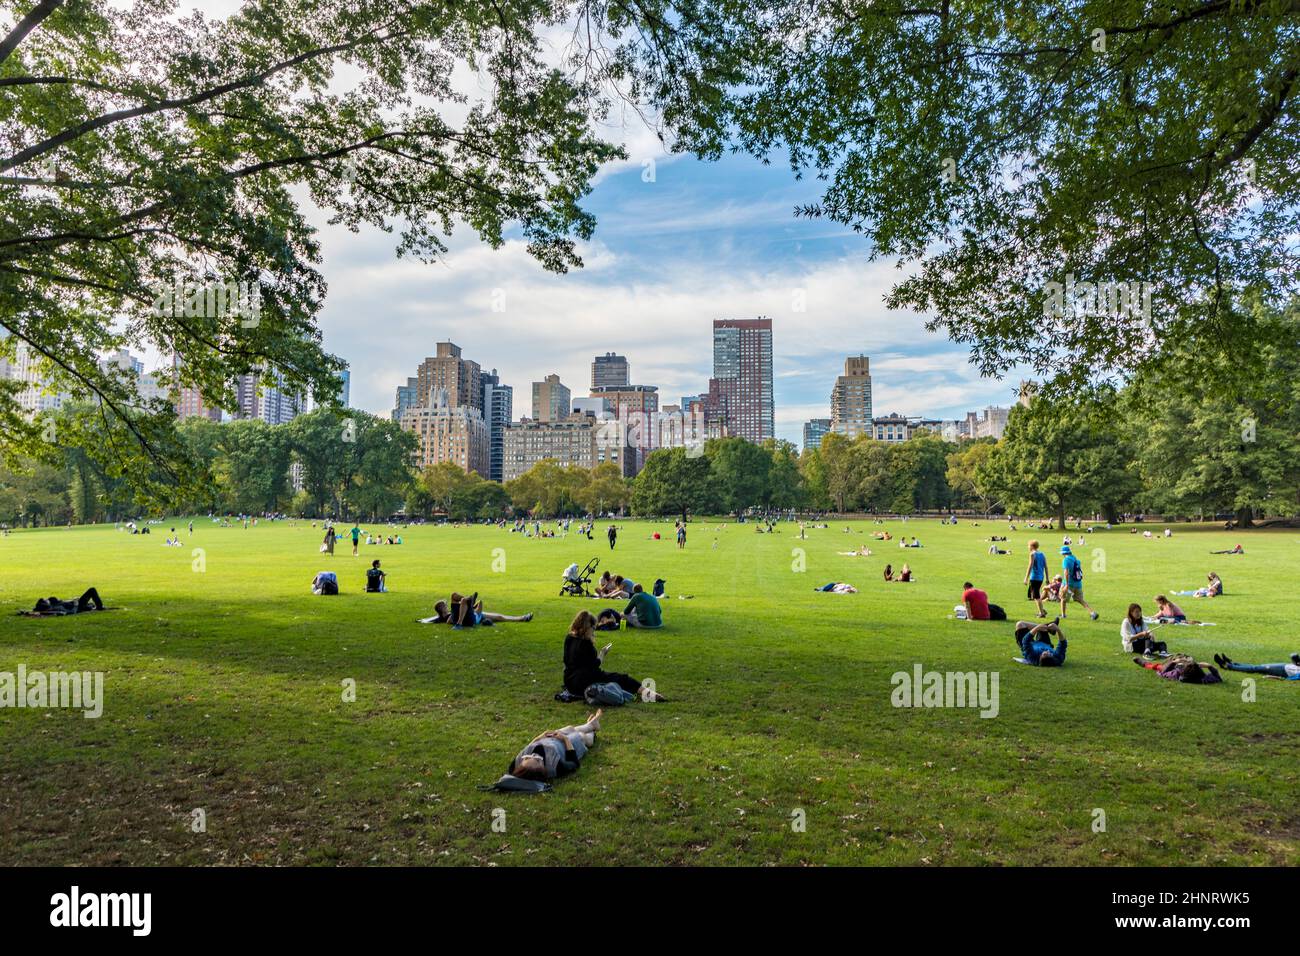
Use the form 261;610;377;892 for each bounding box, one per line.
392;376;420;422
803;418;832;451
416;342;482;412
707;317;774;443
531;373;570;422
402;388;489;476
481;368;513;482
397;341;491;477
830;355;872;438
591;352;630;389
589;384;659;473
234;369;304;425
2;339;67;413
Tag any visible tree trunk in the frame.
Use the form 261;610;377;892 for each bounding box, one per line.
1235;506;1254;528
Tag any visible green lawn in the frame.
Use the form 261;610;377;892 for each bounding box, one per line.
0;517;1296;866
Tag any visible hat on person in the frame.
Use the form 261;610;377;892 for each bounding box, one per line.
1060;545;1072;555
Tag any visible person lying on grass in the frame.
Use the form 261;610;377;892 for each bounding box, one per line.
623;583;663;628
1213;652;1300;680
431;592;533;627
563;610;665;700
508;709;604;782
1133;654;1222;684
1014;619;1068;666
1121;603;1168;655
27;588;105;616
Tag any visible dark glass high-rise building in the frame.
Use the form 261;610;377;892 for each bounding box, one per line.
591;352;630;389
707;317;774;442
481;369;513;482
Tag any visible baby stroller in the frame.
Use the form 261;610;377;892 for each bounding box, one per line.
561;557;599;597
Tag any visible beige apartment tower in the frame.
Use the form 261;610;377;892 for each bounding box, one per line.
531;373;571;422
830;355;873;438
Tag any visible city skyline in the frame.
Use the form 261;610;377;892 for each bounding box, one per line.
294;149;1026;446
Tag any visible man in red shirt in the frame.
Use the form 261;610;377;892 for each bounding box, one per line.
962;582;1006;620
962;582;991;620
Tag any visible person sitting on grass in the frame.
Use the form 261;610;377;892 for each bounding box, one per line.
962;582;1006;621
432;592;533;627
1213;652;1300;680
562;610;665;700
1154;594;1197;625
1184;572;1223;598
1013;619;1068;666
895;563;913;583
365;559;387;593
30;588;105;616
1121;603;1168;655
883;563;894;582
507;710;604;783
595;608;622;631
624;584;663;629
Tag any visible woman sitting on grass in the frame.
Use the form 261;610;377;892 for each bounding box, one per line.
1154;595;1198;625
562;610;665;700
1121;603;1168;655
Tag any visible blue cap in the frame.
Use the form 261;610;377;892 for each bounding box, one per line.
1060;545;1072;555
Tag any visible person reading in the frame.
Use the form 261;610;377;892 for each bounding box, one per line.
624;584;662;629
562;610;664;700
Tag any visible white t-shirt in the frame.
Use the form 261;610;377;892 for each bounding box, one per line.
1120;617;1147;652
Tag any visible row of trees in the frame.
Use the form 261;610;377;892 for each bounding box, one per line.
4;302;1298;527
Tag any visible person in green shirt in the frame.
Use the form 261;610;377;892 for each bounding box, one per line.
350;524;361;556
624;584;662;629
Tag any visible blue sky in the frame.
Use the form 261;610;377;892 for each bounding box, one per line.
128;2;1021;446
312;148;1020;446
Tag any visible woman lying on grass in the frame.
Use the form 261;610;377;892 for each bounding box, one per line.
1133;654;1222;684
508;710;603;782
1213;653;1300;680
563;610;665;701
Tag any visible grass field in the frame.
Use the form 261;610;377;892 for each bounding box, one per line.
0;516;1297;866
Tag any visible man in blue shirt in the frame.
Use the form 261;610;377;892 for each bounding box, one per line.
1023;539;1049;618
1060;545;1099;620
1015;619;1068;666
